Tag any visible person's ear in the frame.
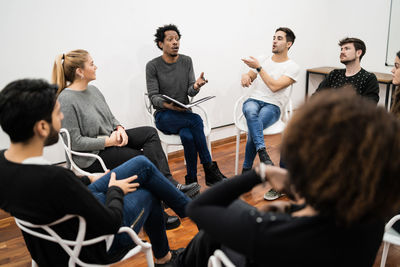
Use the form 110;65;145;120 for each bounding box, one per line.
75;67;84;79
356;49;362;58
158;41;163;50
286;42;293;49
33;120;50;139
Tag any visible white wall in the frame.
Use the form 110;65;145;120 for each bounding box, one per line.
0;0;394;163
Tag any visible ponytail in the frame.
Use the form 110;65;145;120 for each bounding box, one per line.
52;54;66;95
51;49;89;95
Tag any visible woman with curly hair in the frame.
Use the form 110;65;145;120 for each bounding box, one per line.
177;89;400;267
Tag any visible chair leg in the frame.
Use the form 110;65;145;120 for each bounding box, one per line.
235;131;241;175
380;241;390;267
207;136;212;159
144;247;155;267
208;255;221;267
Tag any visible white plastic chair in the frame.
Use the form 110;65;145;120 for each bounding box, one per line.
15;214;154;267
59;128;108;176
208;249;236;267
380;214;400;267
233;87;293;174
143;93;212;160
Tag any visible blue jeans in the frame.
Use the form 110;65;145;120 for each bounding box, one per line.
242;98;280;169
155;110;212;179
88;155;190;259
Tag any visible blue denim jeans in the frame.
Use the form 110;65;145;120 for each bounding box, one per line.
88;155;190;259
155;110;212;179
242;98;280;169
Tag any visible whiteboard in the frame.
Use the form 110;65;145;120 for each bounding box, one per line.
386;0;400;65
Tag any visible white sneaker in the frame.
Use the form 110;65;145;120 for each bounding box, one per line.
264;189;285;201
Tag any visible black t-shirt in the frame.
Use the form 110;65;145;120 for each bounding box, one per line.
316;68;380;103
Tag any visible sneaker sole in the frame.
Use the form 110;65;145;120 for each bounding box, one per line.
184;184;201;198
263;193;285;201
165;219;181;230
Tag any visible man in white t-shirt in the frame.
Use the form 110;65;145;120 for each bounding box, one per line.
241;27;300;200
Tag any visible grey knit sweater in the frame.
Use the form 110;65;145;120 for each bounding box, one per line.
58;85;120;168
146;54;199;112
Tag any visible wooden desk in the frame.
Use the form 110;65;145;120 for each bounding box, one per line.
305;67;395;108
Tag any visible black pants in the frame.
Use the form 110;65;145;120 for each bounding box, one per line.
84;126;178;186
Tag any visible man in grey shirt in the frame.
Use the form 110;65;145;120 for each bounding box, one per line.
146;24;226;186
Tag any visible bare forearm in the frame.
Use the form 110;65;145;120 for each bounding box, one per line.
258;70;283;92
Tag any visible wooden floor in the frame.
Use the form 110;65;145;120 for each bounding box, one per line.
0;134;399;266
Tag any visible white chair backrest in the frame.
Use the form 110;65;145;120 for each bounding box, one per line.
15;214;154;267
143;92;212;158
208;249;236;267
380;214;400;267
59;128;107;176
143;93;157;125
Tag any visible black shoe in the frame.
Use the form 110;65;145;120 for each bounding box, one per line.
177;182;201;198
258;148;274;165
242;167;252;174
163;212;181;230
155;248;185;267
203;161;227;186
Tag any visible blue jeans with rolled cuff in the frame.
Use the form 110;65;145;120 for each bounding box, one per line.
242;98;280;169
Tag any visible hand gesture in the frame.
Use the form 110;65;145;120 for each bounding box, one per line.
257;165;298;200
194;72;208;90
241;73;252;87
241;56;261;69
262;165;289;192
116;127;128;147
105;131;119;147
108;172;139;195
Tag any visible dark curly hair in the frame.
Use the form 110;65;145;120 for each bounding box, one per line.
281;89;400;225
154;24;181;50
390;50;400;119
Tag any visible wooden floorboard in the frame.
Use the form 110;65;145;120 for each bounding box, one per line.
1;134;399;266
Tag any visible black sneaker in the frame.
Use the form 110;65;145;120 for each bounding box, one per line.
176;182;201;198
155;248;185;267
258;148;274;165
163;211;180;230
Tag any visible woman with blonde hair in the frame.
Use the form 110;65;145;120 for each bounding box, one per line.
53;49;201;237
52;49;199;197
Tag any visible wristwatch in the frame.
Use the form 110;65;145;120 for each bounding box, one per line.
256;66;262;72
